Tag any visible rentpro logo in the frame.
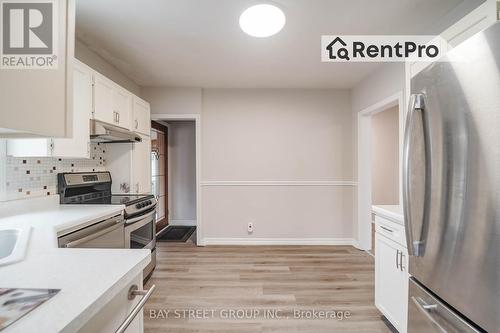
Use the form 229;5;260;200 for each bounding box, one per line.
321;35;450;62
1;0;58;69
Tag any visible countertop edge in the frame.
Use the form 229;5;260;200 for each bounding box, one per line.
62;251;151;333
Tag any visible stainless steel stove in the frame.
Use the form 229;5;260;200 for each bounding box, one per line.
57;171;157;278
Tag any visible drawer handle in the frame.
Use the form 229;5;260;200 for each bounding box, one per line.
380;226;394;233
115;284;156;333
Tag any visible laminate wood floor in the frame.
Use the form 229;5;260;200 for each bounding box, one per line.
144;243;390;333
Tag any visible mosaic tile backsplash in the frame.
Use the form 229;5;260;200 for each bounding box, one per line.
4;143;107;201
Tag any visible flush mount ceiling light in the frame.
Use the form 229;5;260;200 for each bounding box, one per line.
239;4;286;37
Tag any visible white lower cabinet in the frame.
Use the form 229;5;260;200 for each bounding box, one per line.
375;217;408;333
106;135;152;194
78;273;144;333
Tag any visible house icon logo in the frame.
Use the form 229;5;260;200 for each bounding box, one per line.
326;37;350;60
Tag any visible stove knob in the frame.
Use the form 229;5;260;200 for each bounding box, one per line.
136;203;142;209
147;200;152;205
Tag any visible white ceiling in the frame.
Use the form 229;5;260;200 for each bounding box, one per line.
75;0;478;89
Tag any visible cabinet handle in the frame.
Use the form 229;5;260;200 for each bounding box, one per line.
115;284;156;333
396;250;400;270
117;112;120;123
380;225;393;233
400;252;405;271
135;119;138;129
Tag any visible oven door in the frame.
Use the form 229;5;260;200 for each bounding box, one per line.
124;210;156;250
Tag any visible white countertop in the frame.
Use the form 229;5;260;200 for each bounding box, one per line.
0;196;151;333
372;204;404;225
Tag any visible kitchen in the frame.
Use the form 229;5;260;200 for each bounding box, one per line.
0;1;499;333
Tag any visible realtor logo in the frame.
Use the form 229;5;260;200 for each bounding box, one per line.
1;0;58;69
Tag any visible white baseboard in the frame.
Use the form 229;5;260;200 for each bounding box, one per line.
169;219;197;226
201;237;356;246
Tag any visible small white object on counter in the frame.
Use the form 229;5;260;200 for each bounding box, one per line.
0;196;151;333
372;204;404;225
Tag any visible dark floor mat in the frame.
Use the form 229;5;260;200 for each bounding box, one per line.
157;226;196;242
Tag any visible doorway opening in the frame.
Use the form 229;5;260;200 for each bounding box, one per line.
357;93;404;252
151;117;199;245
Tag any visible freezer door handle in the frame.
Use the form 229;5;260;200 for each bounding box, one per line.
403;93;430;256
411;296;447;333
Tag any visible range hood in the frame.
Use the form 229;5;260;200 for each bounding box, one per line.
90;120;142;143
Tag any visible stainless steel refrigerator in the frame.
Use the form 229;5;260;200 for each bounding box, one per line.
403;23;500;332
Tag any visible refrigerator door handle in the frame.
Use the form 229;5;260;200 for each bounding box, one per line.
411;296;447;333
403;93;429;256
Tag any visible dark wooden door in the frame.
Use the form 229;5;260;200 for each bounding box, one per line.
151;121;169;234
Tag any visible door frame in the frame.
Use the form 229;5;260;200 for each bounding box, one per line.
357;92;404;250
151;113;202;246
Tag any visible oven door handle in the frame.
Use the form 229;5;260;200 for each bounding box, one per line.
64;220;124;248
126;210;156;224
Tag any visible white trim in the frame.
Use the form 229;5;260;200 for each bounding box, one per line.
202;238;356;246
151;113;202;246
201;180;357;187
0;140;6;202
357;92;404;252
169;219;197;226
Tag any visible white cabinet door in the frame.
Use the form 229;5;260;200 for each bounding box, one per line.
132;136;152;194
375;233;408;333
93;73;115;125
107;136;152;194
132;97;151;136
113;87;132;130
0;0;75;138
6;59;92;158
51;60;93;158
7;139;53;157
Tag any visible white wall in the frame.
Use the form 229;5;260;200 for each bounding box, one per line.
351;63;405;112
202;89;354;243
371;106;399;205
168;121;197;225
142;87;202;115
143;87;356;244
75;39;141;95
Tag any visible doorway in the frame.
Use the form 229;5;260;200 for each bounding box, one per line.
357;93;404;251
151;114;201;245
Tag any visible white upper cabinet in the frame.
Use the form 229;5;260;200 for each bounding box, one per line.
51;60;93;158
407;0;497;80
93;72;133;130
0;0;75;138
106;135;152;194
132;97;151;136
132;135;152;194
7;59;93;158
93;72;116;125
113;87;132;130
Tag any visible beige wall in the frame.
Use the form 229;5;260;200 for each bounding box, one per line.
75;39;141;95
142;87;202;115
143;87;356;242
168;121;197;224
371;106;399;205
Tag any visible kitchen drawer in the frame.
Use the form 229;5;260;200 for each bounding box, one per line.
375;216;406;248
79;273;147;333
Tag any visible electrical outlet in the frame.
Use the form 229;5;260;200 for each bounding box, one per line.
247;222;254;233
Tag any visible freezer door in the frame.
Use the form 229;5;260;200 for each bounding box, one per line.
404;23;500;332
408;279;481;333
